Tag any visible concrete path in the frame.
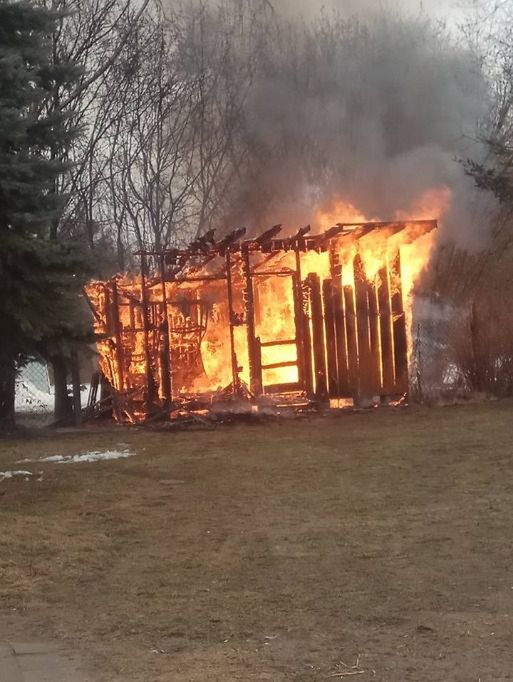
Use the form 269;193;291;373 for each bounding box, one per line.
0;641;93;681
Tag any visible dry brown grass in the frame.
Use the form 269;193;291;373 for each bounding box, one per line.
1;404;513;681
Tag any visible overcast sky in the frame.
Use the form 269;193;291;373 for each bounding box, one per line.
274;0;475;26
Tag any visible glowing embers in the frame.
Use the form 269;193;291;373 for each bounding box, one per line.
85;219;436;423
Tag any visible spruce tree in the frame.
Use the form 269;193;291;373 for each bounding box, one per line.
0;0;89;430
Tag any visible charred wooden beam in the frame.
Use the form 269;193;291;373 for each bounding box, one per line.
254;224;282;247
216;227;247;255
260;338;296;348
261;360;298;371
188;229;216;253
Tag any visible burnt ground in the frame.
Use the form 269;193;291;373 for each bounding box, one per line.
0;402;513;681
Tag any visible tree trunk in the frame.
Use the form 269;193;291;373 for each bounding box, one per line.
0;357;16;432
52;355;72;422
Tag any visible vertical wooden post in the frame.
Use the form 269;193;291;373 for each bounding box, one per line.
328;242;350;398
307;273;327;401
139;254;157;413
390;251;409;393
353;254;372;400
322;279;339;397
367;279;382;395
241;245;262;396
343;285;359;398
158;255;172;407
225;250;240;393
110;280;125;422
377;263;395;396
110;279;125;393
292;272;306;391
333;281;350;397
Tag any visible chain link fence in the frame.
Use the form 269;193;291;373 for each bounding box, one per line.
14;357;96;428
15;360;55;428
409;323;467;403
408;298;491;404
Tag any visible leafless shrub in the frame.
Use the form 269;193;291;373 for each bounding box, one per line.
449;296;513;398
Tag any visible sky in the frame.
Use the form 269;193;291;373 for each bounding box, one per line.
273;0;474;27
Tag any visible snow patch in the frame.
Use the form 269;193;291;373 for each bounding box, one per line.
24;449;136;465
0;470;33;481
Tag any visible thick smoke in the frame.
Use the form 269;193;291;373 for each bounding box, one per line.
221;2;493;249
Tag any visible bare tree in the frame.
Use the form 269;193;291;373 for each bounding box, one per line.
35;0;151;418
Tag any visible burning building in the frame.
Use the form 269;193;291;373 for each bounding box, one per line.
86;218;436;423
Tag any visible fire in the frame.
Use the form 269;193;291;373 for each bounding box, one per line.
86;190;449;422
315;199;371;229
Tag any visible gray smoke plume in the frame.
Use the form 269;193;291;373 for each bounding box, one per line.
169;0;494;249
229;3;493;248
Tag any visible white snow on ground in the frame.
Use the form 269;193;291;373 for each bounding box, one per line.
0;470;32;481
21;449;136;465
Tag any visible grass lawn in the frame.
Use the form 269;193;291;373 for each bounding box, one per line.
1;402;513;681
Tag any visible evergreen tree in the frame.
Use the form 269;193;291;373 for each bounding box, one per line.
0;0;89;430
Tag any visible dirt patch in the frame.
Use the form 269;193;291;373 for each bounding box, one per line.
1;403;513;681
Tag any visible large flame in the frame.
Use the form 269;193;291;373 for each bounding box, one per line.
87;186;450;418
